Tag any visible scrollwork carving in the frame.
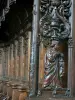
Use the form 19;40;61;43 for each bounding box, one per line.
40;0;71;43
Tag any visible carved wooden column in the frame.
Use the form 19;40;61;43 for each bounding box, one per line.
29;0;40;96
68;23;73;96
0;48;3;93
24;32;31;81
8;46;11;78
18;39;20;79
21;36;27;81
14;40;19;79
0;48;3;79
70;0;75;96
10;44;13;79
9;45;12;78
23;38;26;80
23;35;28;81
5;47;8;78
27;31;31;81
11;44;15;79
14;41;17;79
23;31;31;81
19;36;24;79
2;47;8;95
23;37;26;80
2;47;6;78
13;41;16;78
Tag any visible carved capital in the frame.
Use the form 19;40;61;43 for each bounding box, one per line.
68;38;73;48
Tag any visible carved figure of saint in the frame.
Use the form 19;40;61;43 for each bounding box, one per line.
43;40;64;89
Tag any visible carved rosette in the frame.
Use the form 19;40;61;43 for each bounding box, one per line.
40;0;71;44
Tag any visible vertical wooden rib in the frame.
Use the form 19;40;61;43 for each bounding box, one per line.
24;34;28;81
8;46;10;78
0;48;2;78
15;40;19;79
27;31;31;81
10;44;14;78
20;36;24;79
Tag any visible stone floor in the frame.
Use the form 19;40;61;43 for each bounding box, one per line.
27;97;75;100
26;91;75;100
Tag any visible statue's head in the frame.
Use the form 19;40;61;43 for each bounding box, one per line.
51;40;60;51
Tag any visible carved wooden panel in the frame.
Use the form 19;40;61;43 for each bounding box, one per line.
39;43;46;84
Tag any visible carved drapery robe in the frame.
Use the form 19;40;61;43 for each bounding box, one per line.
43;47;64;89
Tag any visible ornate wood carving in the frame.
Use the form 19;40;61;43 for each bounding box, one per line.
39;0;72;96
0;0;16;27
43;41;65;89
40;0;71;42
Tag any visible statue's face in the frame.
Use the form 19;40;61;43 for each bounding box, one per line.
51;40;59;51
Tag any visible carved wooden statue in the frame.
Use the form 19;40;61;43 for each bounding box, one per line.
40;0;71;91
43;40;64;90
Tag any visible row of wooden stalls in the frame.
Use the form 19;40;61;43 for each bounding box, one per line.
0;31;31;100
0;28;69;100
0;27;68;100
0;28;46;100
